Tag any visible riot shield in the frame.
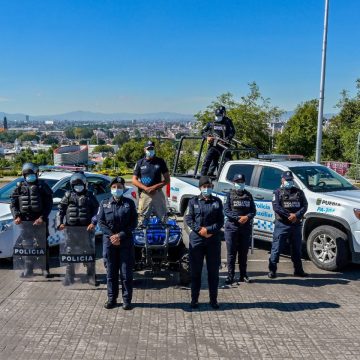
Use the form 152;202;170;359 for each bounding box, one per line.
59;226;96;286
13;221;47;279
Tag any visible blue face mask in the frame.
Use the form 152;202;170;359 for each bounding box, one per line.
283;180;294;189
201;188;213;197
235;183;245;191
25;174;37;183
74;185;85;193
111;189;124;198
145;149;155;158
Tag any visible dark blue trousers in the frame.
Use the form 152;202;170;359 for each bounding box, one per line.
269;220;303;273
189;233;221;302
224;222;251;278
105;237;134;303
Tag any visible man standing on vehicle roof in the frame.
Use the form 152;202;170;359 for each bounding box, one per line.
200;106;236;177
10;162;53;278
98;176;138;310
132;140;170;225
224;174;256;285
268;171;308;279
185;176;224;309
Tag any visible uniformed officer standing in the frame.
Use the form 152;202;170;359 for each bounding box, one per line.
185;176;224;309
268;171;308;278
132;140;170;225
98;176;138;310
224;174;256;285
200;106;236;176
10;162;53;278
57;173;99;285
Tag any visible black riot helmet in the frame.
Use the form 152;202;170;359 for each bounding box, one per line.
22;162;38;176
214;106;226;121
70;172;87;191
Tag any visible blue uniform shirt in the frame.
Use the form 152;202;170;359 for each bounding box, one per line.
98;196;138;244
272;187;308;224
133;156;168;188
185;194;224;235
224;189;256;223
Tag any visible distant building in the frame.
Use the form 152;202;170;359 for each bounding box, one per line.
3;116;8;131
53;145;88;166
26;115;29;122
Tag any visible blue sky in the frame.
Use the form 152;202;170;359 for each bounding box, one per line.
0;0;359;115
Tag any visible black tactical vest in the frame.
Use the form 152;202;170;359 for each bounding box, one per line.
18;183;43;215
275;188;302;222
229;190;252;216
211;121;226;139
65;192;92;226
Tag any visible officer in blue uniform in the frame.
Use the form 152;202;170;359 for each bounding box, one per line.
185;176;224;309
200;106;236;176
224;174;256;285
268;171;308;278
98;176;138;310
132;140;170;225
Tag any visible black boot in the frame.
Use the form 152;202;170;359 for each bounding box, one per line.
224;275;234;285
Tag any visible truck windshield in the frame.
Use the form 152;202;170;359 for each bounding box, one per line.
289;166;356;193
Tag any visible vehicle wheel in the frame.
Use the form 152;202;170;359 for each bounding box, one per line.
307;225;349;271
179;252;191;286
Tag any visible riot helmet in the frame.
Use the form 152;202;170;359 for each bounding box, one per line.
70;172;87;193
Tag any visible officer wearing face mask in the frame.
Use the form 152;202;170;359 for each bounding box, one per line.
224;174;256;285
10;162;53;278
200;106;236;177
185;176;224;309
132;140;170;225
56;172;99;285
268;171;308;279
98;176;138;310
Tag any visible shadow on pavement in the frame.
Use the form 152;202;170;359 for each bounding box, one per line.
132;300;340;313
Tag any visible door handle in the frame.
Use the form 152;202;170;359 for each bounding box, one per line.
254;194;264;200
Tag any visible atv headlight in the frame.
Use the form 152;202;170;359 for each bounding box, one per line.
169;233;181;244
0;219;13;233
134;234;145;245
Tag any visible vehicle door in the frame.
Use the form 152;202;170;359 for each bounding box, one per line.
252;165;283;236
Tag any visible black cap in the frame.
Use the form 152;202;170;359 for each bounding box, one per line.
199;176;212;188
110;176;125;186
232;174;245;183
144;140;155;148
215;106;226;116
282;171;294;181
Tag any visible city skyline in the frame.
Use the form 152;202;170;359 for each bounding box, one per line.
0;0;359;115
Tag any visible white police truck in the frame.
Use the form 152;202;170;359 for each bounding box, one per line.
167;137;360;271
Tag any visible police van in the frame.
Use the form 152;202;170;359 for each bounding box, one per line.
0;166;137;258
167;138;360;271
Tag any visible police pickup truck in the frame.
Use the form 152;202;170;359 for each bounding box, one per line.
168;150;360;271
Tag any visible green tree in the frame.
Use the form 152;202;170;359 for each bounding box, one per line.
112;131;130;146
18;133;39;142
276;100;318;159
93;145;114;153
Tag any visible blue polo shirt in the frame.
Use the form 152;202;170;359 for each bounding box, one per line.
133;156;169;188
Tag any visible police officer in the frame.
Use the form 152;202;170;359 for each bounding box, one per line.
224;174;256;285
268;171;308;278
10;162;53;278
98;176;138;310
185;176;224;309
57;173;99;285
132;140;170;225
200;106;236;176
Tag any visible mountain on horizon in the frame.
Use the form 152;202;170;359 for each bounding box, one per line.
0;110;195;122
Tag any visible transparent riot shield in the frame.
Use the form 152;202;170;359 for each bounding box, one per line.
13;221;47;279
59;226;96;287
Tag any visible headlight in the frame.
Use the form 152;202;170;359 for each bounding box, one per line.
169;234;181;243
0;219;13;233
134;234;145;244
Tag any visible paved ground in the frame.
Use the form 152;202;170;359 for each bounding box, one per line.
1;232;360;359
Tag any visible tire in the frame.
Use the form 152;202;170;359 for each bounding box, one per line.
179;252;191;286
306;225;350;271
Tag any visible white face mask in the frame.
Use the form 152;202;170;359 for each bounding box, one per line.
74;185;85;193
235;183;245;191
215;115;223;122
283;180;294;189
145;149;155;158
